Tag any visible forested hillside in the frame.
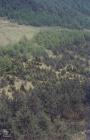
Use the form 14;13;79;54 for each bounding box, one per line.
0;28;90;140
0;0;90;139
0;0;90;28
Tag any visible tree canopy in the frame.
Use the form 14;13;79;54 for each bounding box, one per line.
0;0;90;28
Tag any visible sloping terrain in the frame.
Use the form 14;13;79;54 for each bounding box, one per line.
0;0;90;28
0;1;90;139
0;24;90;139
0;19;40;46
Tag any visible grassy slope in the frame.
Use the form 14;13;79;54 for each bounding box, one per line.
0;19;63;46
0;18;85;47
0;19;41;46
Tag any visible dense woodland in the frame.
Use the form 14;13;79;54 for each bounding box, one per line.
0;0;90;28
0;29;90;140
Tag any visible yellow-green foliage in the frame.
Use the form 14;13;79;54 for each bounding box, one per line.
34;30;90;50
0;56;12;72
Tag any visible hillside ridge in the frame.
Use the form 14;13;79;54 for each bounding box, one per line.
0;0;90;28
